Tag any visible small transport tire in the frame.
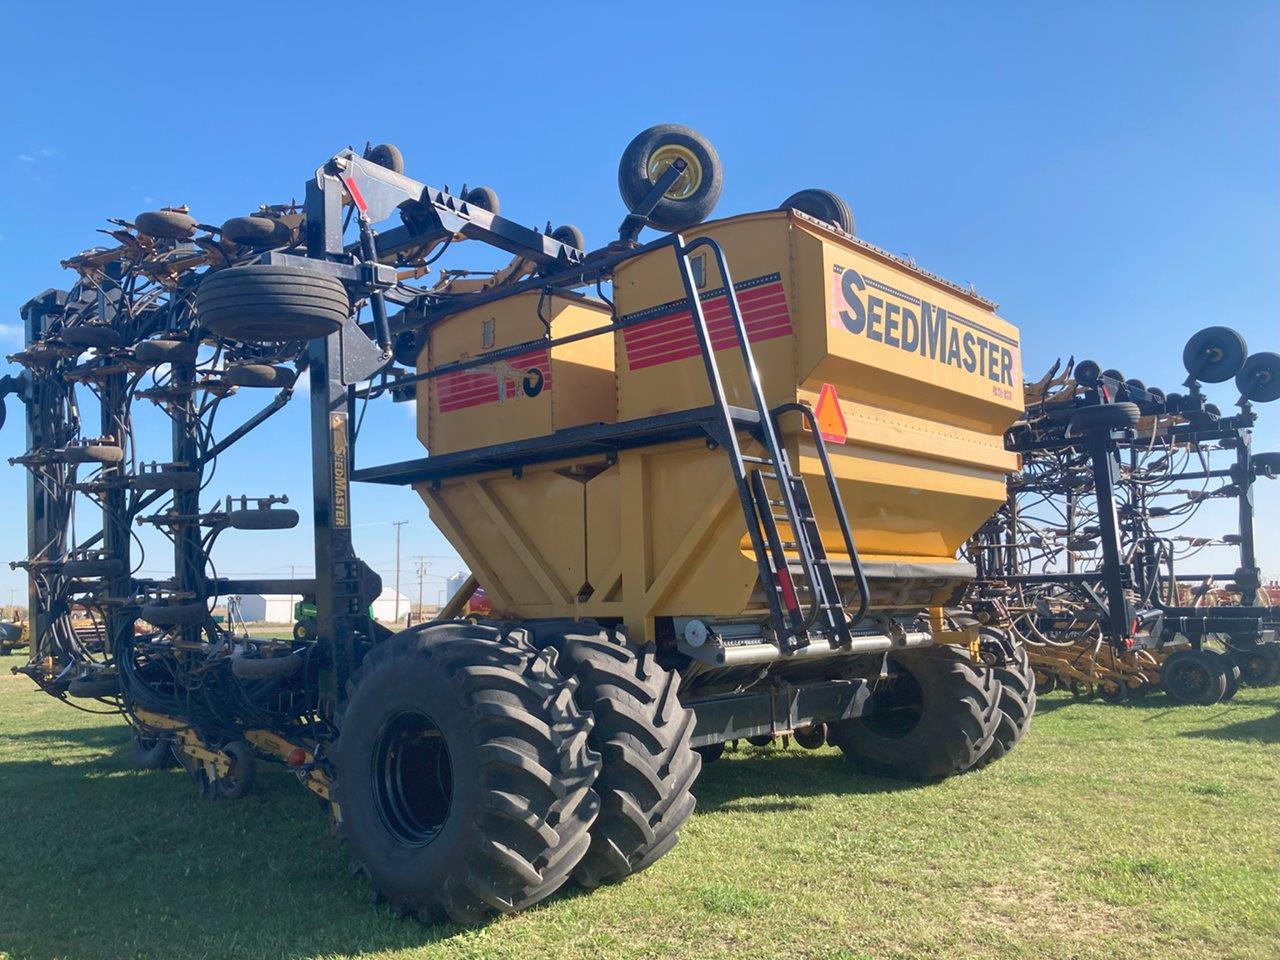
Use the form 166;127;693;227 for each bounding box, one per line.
196;265;350;343
530;624;700;889
1182;326;1248;383
226;508;299;530
61;443;124;465
61;326;122;349
1211;652;1242;702
68;674;122;699
1033;669;1058;695
694;742;725;764
550;224;586;251
335;622;600;926
1235;351;1280;404
462;186;500;215
779;188;855;234
1097;678;1129;703
225;363;297;389
828;645;999;782
1234;643;1280;687
367;143;405;174
133;732;176;770
141;601;208;628
618;124;723;232
231;652;302;680
213;740;256;799
792;724;827;750
973;637;1036;769
135;339;199;365
221;216;292;249
135;210;197;240
1069;402;1141;434
1161;648;1228;705
293;618;317;642
1074;360;1102;386
61;558;124;579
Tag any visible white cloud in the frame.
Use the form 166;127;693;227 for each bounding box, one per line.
0;323;23;342
15;147;58;164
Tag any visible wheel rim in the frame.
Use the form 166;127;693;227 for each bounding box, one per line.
647;145;703;200
372;710;453;847
860;668;924;738
1169;660;1209;700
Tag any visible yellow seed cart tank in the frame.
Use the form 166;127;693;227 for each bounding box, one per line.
414;209;1021;642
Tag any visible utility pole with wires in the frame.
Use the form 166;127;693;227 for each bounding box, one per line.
414;556;431;623
391;520;411;623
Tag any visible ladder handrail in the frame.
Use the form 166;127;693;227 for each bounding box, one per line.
772;401;869;625
671;235;824;647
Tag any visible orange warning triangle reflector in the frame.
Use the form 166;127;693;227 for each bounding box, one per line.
814;383;848;444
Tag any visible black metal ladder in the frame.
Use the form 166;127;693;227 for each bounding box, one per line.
670;236;861;652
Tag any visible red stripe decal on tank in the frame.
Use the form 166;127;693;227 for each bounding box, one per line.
435;349;552;412
621;275;792;371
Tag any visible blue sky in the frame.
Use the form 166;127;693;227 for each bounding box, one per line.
0;1;1276;605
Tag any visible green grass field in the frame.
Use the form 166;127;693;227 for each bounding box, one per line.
1;649;1276;960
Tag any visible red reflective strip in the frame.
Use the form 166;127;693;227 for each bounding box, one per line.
342;174;368;213
778;571;798;612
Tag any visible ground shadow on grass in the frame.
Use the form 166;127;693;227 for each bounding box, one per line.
691;744;920;814
1178;707;1280;743
0;722;921;960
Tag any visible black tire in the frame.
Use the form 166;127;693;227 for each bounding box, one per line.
226;508;299;530
130;470;199;492
532;626;700;889
61;444;124;464
1211;652;1242;702
68;674;122;699
1074;359;1101;386
694;742;725;764
293;618;317;642
1183;326;1248;383
828;645;998;782
221;216;292;249
550;224;585;251
1033;668;1058;695
1161;648;1227;705
132;732;176;770
335;622;600;925
463;186;500;215
135;339;199;365
141;601;208;628
135;210;197;240
213;740;256;799
196;265;350;343
225;363;297;389
367;143;405;174
618;124;723;232
1069;402;1141;434
1101;368;1124;384
1236;351;1280;404
61;558;124;579
61;326;121;349
779;188;855;234
1235;643;1280;687
792;724;827;750
1097;678;1129;703
973;639;1036;768
231;652;302;680
746;734;774;748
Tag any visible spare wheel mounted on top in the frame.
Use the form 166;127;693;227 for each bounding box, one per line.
334;622;601;925
617;124;723;232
